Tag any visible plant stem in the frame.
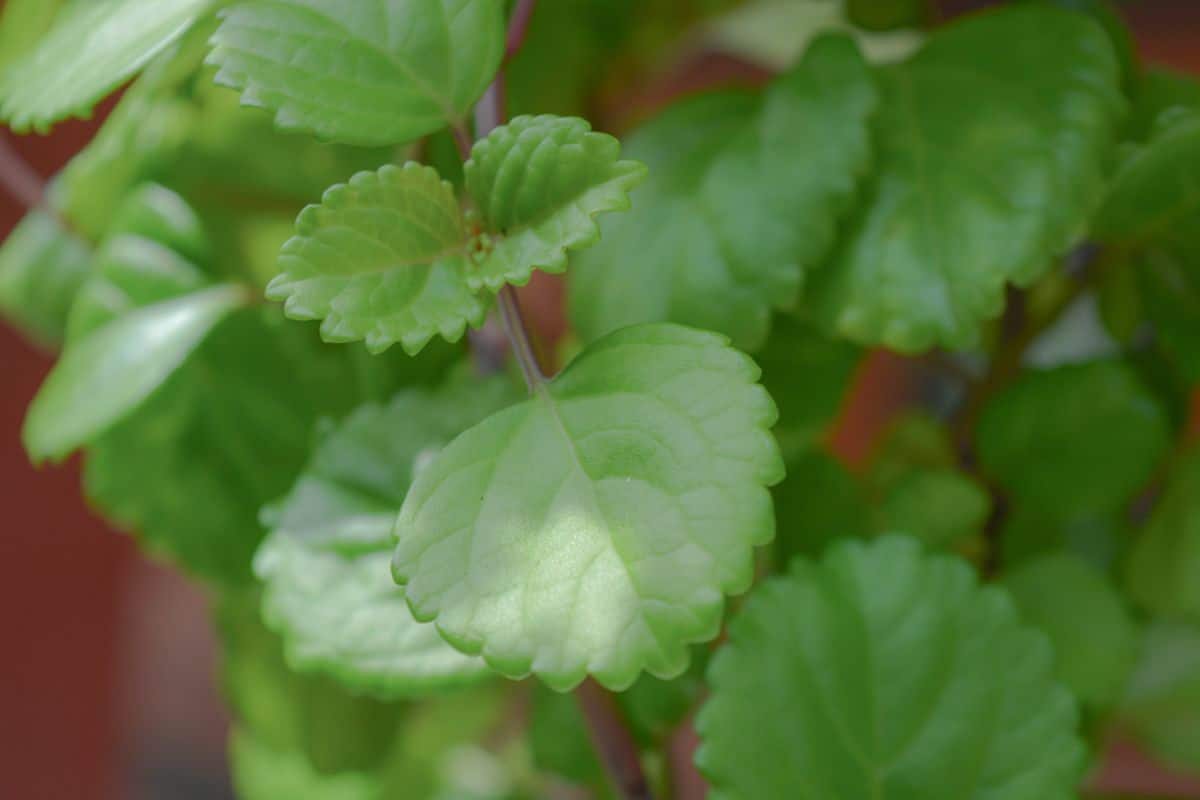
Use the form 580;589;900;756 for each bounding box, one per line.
577;679;655;800
496;285;543;390
469;3;654;796
0;133;47;212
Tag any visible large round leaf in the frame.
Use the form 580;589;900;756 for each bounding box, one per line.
697;536;1084;800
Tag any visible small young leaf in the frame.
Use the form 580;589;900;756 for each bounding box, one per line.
977;361;1170;518
1005;553;1139;710
0;0;215;131
268;163;487;355
570;34;878;351
23;285;247;464
464;115;647;292
255;375;520;696
393;323;784;691
696;536;1085;800
876;468;990;550
807;4;1124;352
1127;449;1200;624
1119;620;1200;771
207;0;505;146
0;210;91;347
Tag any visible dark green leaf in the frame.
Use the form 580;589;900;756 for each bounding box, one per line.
1119;620;1200;771
977;361;1170;517
84;308;453;585
697;536;1085;799
808;4;1124;352
773;449;870;565
1005;553;1139;709
1127;448;1200;624
570;34;878;351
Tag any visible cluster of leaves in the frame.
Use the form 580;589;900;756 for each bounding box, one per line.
1;0;1199;798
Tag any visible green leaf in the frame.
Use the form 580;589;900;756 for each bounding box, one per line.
0;0;66;72
207;0;505;147
230;727;381;800
1095;108;1200;255
530;686;606;786
1127;448;1200;624
23;285;247;464
66;185;213;342
0;210;91;347
774;449;870;565
393;323;784;691
1004;553;1139;710
464;115;646;293
977;361;1170;518
0;0;215;132
1119;620;1200;771
877;468;990;551
84;308;453;585
696;536;1085;800
755;315;861;458
267;163;488;355
216;589;406;798
1136;248;1200;383
807;4;1124;352
846;0;928;31
1124;67;1200;142
255;374;521;696
999;505;1129;572
569;33;878;351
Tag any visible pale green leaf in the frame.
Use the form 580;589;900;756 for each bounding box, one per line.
0;210;90;347
1119;620;1200;771
23;285;248;464
66;185;213;341
464;115;646;292
977;361;1170;518
207;0;505;146
84;310;455;585
1005;553;1139;710
393;323;784;691
1126;449;1200;624
255;375;521;696
230;727;382;800
0;0;66;72
216;589;405;798
569;34;878;351
807;4;1124;352
696;536;1085;800
267;163;488;355
0;0;215;131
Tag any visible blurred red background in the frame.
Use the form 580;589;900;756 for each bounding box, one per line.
1;3;1199;799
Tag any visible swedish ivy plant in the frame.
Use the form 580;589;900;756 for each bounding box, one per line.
2;0;1199;798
